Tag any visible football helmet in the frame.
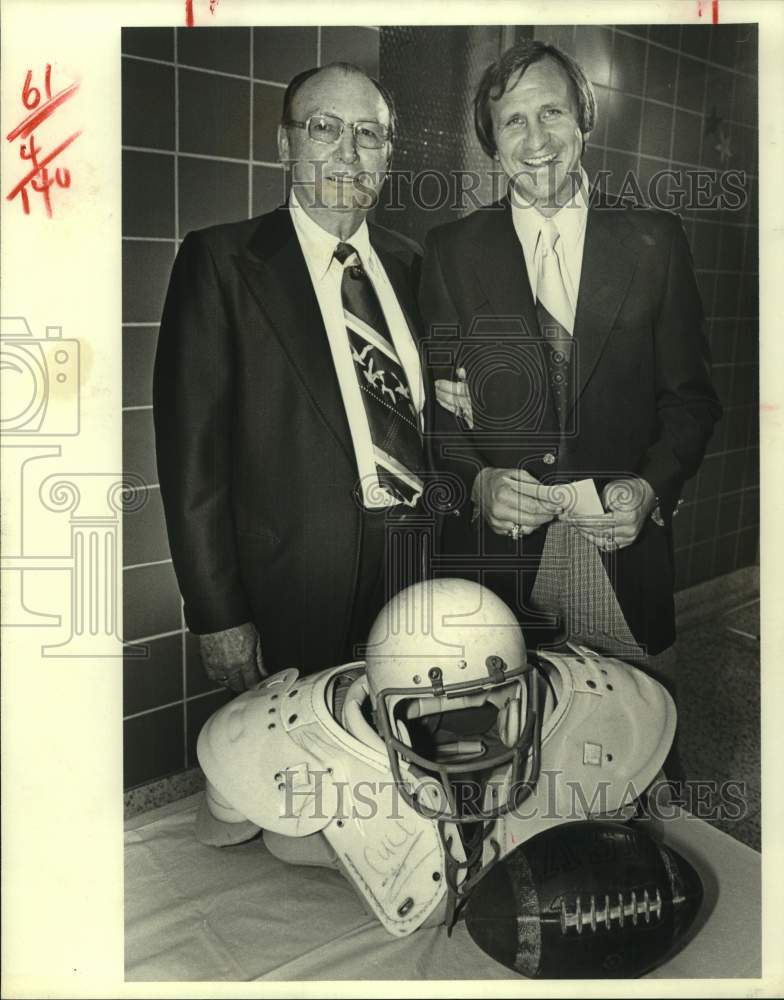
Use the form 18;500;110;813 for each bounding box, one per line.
364;578;542;824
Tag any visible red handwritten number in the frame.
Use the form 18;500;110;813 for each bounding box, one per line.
7;65;79;217
22;64;52;109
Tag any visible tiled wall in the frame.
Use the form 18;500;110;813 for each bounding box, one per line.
122;22;758;791
121;26;380;790
525;24;758;591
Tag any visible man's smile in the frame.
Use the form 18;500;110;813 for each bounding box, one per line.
521;151;560;168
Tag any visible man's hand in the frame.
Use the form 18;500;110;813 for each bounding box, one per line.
198;622;265;693
564;478;656;552
473;468;563;537
435;367;474;428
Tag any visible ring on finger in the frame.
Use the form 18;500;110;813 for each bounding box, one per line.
509;523;521;540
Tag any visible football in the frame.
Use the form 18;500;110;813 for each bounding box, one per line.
464;820;703;978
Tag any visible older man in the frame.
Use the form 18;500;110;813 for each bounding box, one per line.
154;63;426;691
420;41;721;711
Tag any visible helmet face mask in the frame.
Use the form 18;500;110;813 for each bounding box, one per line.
365;579;544;824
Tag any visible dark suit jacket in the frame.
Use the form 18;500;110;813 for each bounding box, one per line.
419;200;721;654
153;206;423;675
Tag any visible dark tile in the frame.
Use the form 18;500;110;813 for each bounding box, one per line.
708;319;736;365
179;68;250;159
724;406;749;451
704;412;725;456
186;690;234;768
574;25;612;88
123;562;182;642
676;56;707;114
704;66;734;123
734;25;758;75
124;704;184;788
742;447;759;489
739;272;758;319
747;401;760;446
640;101;673;159
253;82;285;163
620;26;648;40
610;31;646;95
581;145;604;189
122;150;175;238
745;176;758;230
673;547;692;591
535;25;576;54
606;90;642;152
648;25;681;50
740;487;760;529
321;27;380;77
690;538;715;585
721;449;746;494
680;25;712;60
730;128;757;184
672;500;695;549
122;58;175;150
713;270;741;318
122;28;174;61
252;165;287;216
692;497;718;543
710;24;741;68
731;73;757;125
636;157;669;208
712;536;737;578
735;320;758;365
701;119;733;170
717;491;742;536
590;84;610;146
696;452;723;500
177;26;250;76
123;325;158;408
185;630;221;697
696;271;716;317
736;526;758;567
178;156;248;236
123;486;171;567
672;108;702;165
731;365;757;407
645;44;678;104
122;240;174;324
691;221;719;270
711;364;733;409
744;233;758;274
123;408;157;485
124;634;183;716
603;150;641;203
717;224;745;270
253;27;318;83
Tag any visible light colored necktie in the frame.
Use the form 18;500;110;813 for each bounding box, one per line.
535;218;573;334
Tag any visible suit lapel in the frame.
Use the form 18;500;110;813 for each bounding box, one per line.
468;205;540;340
236;207;354;462
571;208;639;407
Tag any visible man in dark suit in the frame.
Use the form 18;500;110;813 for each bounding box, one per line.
419;41;721;691
154;63;426;692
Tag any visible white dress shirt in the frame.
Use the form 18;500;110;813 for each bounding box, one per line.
511;168;590;330
289;190;424;508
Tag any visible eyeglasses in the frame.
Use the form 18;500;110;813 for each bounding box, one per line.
284;112;391;150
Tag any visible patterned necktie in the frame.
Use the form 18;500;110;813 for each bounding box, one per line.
334;241;424;507
535;219;573;428
530;223;642;659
